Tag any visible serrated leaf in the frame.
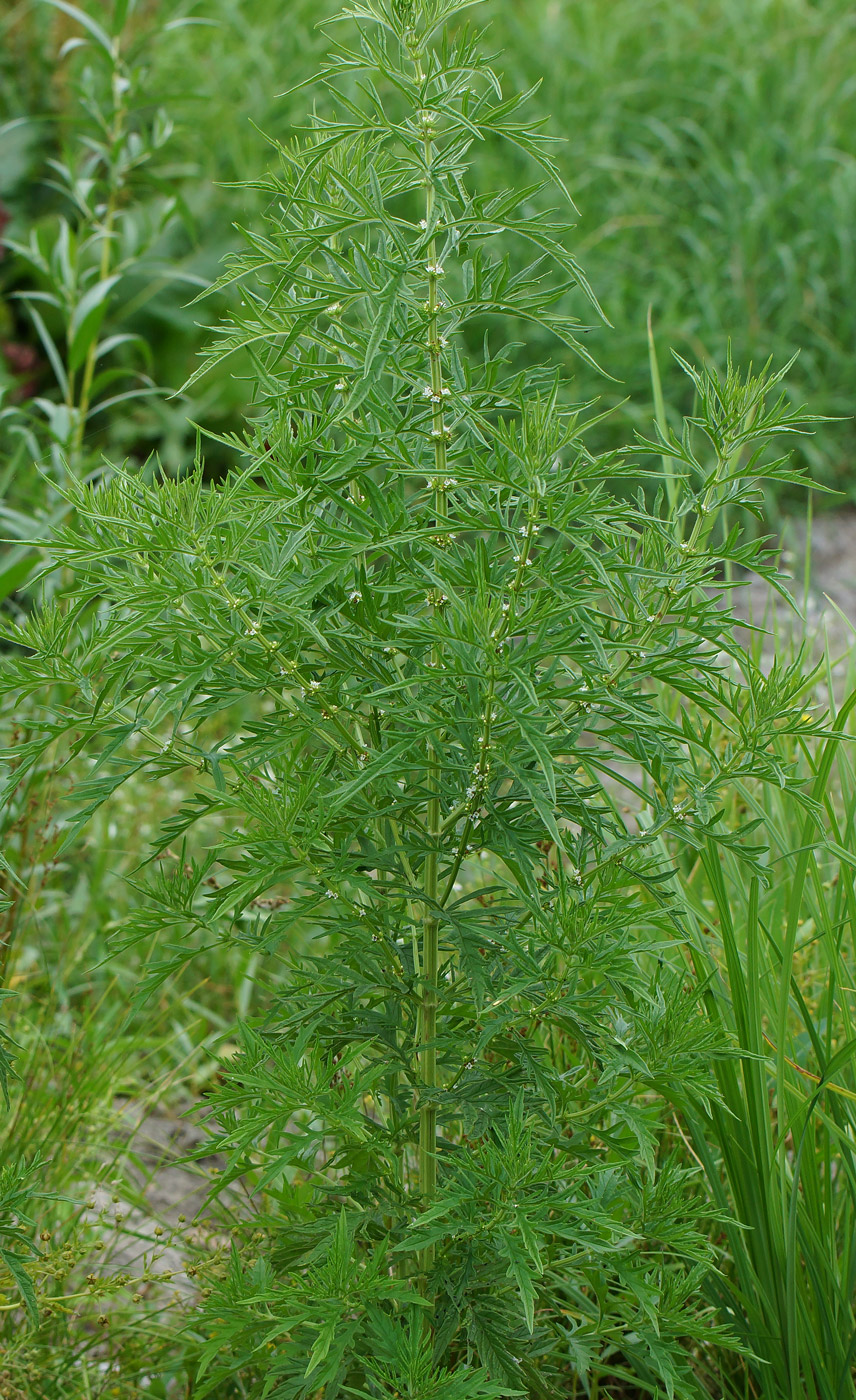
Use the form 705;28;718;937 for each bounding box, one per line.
1;1249;38;1324
500;1233;536;1333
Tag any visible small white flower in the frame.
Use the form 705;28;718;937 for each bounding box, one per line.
327;301;342;314
440;385;451;397
308;679;321;691
421;385;433;398
443;477;458;488
519;526;528;536
426;262;445;277
419;218;428;230
349;589;362;603
335;379;347;391
439;335;448;347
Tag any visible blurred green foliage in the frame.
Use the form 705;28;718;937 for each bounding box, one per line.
1;0;854;497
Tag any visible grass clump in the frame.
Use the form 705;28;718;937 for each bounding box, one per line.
675;683;856;1400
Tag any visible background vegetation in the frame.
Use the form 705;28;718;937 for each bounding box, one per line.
2;0;855;492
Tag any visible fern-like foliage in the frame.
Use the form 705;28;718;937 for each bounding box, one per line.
0;0;824;1394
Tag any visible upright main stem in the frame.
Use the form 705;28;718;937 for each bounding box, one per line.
418;90;446;1273
70;70;126;465
71;190;116;463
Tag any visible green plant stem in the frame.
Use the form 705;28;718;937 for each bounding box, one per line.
71;70;127;464
418;95;444;1274
72;192;116;462
646;304;678;515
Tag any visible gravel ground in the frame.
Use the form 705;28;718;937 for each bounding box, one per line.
734;509;856;664
82;1097;235;1306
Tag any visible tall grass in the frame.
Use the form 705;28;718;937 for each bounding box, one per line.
661;655;856;1399
494;0;856;490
